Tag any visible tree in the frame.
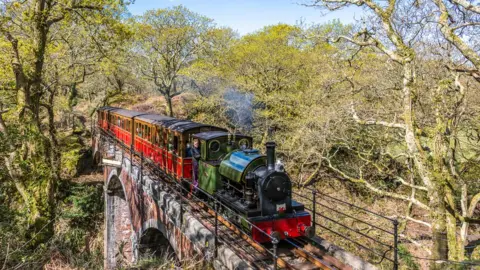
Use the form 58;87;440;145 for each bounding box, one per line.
134;6;215;117
0;0;129;245
225;24;310;144
305;0;480;267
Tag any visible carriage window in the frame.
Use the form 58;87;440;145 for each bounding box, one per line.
173;135;178;153
164;130;168;148
147;126;151;142
157;128;163;147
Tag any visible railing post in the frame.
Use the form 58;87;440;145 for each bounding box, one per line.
393;219;399;270
272;238;279;270
214;199;219;258
312;190;317;233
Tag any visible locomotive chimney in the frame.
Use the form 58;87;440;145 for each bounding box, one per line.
266;141;276;171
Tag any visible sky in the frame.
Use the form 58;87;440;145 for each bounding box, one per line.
128;0;363;35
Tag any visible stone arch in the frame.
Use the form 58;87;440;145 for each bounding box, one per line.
105;174;135;269
138;226;175;261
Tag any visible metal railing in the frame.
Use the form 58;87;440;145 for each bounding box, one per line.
292;184;399;269
97;124;480;269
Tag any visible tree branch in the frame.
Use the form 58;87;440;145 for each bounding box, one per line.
468;192;480;218
394;176;428;191
351;103;406;129
322;157;430;210
402;215;432;228
435;0;480;71
450;0;480;14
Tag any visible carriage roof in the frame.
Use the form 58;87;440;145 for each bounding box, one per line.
136;114;174;123
112;109;146;118
97;106;119;112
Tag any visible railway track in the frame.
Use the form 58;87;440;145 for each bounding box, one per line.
99;129;351;270
173;185;349;270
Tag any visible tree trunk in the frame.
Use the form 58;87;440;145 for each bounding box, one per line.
400;61;450;267
429;187;449;269
166;94;174;117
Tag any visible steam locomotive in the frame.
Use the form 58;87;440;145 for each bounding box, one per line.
97;106;313;243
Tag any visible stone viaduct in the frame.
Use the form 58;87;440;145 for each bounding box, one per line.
93;130;378;270
93;133;249;269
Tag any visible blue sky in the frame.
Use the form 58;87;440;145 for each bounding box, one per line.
128;0;363;35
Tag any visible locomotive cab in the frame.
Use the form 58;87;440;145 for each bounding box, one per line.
192;131;253;194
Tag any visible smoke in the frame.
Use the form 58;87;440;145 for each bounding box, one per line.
223;87;253;132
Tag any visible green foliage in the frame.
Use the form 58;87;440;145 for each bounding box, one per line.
60;134;85;178
133;5;217;116
61;184;104;229
0;181;104;269
398;244;420;270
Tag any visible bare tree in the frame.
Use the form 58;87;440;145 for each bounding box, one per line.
305;0;480;267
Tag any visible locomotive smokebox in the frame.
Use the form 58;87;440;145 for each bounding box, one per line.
266;141;276;171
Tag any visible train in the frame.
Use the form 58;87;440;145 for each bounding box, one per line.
97;106;313;243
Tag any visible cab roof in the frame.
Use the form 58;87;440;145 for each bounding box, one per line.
193;131;250;141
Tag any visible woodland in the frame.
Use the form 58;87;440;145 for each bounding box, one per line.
0;0;479;269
